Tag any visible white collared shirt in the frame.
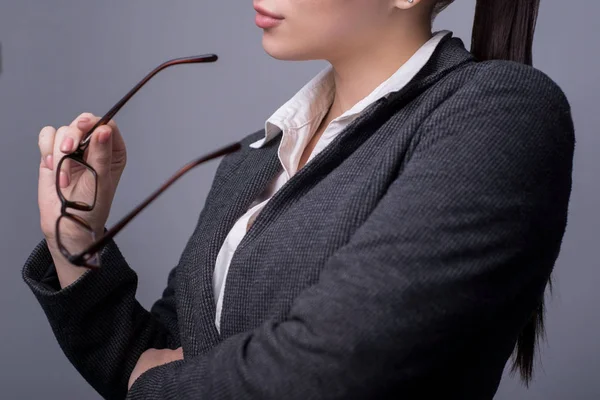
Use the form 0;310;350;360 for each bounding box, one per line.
213;30;452;332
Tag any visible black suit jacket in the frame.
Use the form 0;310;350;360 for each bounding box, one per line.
23;33;575;399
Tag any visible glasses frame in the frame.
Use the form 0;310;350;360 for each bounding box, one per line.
55;54;242;268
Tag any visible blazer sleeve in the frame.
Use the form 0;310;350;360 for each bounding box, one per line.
126;62;575;399
22;236;181;400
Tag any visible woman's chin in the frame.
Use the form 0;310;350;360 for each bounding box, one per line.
261;36;315;61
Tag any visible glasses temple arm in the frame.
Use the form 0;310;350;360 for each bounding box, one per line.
80;54;218;148
72;140;241;262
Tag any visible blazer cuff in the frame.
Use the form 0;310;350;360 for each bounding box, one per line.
21;236;138;329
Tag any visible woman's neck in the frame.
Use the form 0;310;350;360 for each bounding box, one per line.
326;27;433;120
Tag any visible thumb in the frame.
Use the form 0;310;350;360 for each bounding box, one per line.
86;125;113;179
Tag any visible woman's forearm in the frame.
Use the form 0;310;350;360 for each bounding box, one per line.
23;237;181;400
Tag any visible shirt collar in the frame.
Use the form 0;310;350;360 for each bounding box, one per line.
250;30;452;149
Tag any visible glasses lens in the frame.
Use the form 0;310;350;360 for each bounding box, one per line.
58;157;97;210
57;214;101;268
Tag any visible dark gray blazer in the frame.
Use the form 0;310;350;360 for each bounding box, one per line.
22;33;575;400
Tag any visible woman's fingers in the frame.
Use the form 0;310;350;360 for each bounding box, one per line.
53;125;74;189
86;124;113;179
52;113;101;189
37;112;125;245
38;126;56;171
57;112;101;160
38;126;58;197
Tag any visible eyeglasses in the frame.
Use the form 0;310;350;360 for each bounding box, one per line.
55;54;242;269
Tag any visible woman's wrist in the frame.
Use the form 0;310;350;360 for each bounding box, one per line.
45;238;89;289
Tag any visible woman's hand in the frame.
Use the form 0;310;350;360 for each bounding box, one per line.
37;112;127;287
128;347;184;391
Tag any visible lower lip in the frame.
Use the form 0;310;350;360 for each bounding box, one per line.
255;12;283;29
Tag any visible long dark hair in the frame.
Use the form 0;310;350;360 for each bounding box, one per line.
433;0;544;386
471;0;541;66
472;0;543;387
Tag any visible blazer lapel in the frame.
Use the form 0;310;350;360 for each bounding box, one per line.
181;133;283;355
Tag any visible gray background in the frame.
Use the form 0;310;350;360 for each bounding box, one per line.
0;1;597;399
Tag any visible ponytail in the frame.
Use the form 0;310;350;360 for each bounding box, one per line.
471;0;541;66
471;0;544;386
433;0;546;386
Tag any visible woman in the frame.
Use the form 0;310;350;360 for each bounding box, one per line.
24;0;574;399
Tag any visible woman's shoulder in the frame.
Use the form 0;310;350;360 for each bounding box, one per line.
455;58;571;112
419;57;574;148
415;58;575;167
